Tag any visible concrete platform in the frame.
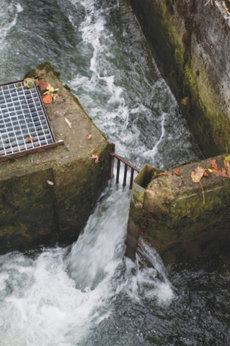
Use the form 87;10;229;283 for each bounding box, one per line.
0;62;111;254
126;155;230;266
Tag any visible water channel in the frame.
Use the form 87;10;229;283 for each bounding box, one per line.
0;0;229;345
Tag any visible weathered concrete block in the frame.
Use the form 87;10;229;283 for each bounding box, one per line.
0;62;111;253
126;155;230;265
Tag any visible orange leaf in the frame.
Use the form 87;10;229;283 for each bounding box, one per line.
91;151;99;164
42;93;52;104
159;172;168;176
39;79;48;91
28;135;34;143
191;166;205;183
211;159;218;170
174;168;181;176
87;134;92;140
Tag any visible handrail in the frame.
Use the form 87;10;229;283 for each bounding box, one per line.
109;151;140;189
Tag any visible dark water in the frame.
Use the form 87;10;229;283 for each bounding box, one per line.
0;0;229;345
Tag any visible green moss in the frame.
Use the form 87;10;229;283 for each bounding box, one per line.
130;0;230;156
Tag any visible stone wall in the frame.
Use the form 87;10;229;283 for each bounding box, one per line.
0;63;111;254
130;0;230;156
126;156;230;265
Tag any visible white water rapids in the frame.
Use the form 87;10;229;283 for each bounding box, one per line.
0;0;229;345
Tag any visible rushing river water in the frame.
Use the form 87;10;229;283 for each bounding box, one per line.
0;0;229;345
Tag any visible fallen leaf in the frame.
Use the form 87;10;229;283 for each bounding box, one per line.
46;83;58;94
211;159;218;170
39;79;48;91
159;172;168;176
91;151;99;164
46;180;54;186
42;93;53;104
64;117;72;129
15;82;20;91
191;166;206;183
174;168;181;176
34;78;40;86
86;134;92;140
203;170;209;177
224;159;230;177
28;135;34;143
191;167;206;204
23;78;34;89
46;83;55;93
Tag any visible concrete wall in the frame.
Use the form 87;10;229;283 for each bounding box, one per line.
130;0;230;156
126;156;230;265
0;63;111;254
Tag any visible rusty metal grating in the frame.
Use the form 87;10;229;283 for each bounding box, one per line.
0;80;55;159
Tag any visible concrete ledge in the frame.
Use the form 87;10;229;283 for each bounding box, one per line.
0;62;111;254
126;155;230;265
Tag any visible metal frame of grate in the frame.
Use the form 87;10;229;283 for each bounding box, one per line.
0;80;63;162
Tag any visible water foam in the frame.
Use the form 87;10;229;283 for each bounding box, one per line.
68;0;198;169
0;2;23;45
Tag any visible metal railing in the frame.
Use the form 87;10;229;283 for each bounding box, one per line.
109;151;140;189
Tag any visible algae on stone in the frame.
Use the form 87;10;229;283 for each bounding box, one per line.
130;0;230;156
126;156;230;264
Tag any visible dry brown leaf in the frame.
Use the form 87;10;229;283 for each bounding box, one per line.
91;151;99;164
211;159;218;170
191;166;206;183
28;135;34;143
39;79;48;91
42;93;52;104
174;168;181;176
159;172;168;176
191;167;206;204
64;117;72;129
86;134;92;140
34;78;40;86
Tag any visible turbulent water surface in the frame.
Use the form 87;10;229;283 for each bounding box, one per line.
0;0;229;345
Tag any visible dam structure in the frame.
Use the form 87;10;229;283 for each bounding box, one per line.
0;1;229;345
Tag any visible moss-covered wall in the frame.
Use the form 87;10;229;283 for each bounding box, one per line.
130;0;230;156
126;155;230;265
0;63;110;254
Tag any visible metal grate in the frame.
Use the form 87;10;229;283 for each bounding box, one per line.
0;80;56;159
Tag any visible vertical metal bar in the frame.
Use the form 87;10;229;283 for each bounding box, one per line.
116;158;120;184
109;153;114;180
129;168;134;189
123;164;128;187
